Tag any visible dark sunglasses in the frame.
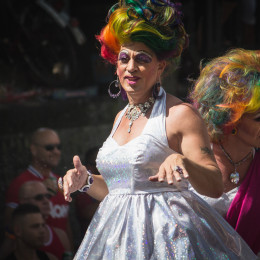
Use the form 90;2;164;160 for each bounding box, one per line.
35;143;62;151
32;193;52;201
44;144;62;151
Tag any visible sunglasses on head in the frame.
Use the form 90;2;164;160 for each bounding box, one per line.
32;193;52;201
35;143;62;151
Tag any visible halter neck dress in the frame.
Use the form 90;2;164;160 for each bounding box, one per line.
74;88;256;260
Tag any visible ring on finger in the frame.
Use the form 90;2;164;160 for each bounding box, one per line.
58;177;63;190
173;165;183;174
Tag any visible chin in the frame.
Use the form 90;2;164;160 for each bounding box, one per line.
49;160;60;167
123;85;135;91
124;85;140;95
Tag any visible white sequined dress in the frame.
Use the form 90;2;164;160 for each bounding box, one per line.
74;88;256;260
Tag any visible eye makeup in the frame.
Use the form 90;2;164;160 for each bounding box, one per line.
118;50;153;64
135;51;152;63
118;50;129;63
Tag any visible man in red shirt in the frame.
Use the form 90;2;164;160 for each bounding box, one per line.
3;128;72;250
19;181;72;260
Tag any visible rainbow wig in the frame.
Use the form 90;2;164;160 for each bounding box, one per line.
190;48;260;143
96;0;188;71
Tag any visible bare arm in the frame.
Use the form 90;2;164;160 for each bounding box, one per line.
178;106;222;197
150;98;223;198
87;175;109;201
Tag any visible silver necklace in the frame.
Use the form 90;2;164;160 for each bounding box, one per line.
125;97;155;133
219;143;253;184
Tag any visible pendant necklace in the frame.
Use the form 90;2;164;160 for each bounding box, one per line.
125;97;155;133
219;143;254;185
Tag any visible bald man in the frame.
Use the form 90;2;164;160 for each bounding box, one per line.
4;128;72;251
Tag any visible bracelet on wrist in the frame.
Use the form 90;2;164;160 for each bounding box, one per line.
78;170;93;192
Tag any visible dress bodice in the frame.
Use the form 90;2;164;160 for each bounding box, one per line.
96;88;188;194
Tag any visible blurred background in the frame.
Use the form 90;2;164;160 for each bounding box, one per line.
0;0;259;250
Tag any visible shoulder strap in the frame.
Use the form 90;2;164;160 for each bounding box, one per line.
110;105;128;137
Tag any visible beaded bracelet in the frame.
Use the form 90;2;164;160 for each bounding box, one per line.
78;170;94;192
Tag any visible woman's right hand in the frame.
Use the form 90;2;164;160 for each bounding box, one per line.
62;155;88;202
149;153;189;184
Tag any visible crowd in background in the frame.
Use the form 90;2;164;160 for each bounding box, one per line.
0;0;259;259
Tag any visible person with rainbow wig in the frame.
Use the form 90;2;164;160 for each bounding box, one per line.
189;48;260;256
60;1;256;259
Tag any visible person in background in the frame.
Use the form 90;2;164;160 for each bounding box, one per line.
2;128;72;259
19;181;73;260
5;127;71;232
189;48;260;255
1;181;72;260
4;203;57;260
60;1;256;259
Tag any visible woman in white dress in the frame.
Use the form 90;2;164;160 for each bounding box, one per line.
59;1;256;259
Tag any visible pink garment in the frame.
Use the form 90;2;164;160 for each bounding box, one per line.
225;149;260;254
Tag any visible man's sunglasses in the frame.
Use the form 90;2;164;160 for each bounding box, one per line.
32;193;52;201
35;143;62;151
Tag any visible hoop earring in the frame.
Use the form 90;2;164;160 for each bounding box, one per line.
231;127;237;135
108;77;121;98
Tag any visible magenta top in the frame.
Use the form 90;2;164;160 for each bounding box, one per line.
226;149;260;254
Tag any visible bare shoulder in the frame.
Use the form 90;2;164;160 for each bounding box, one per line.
165;93;212;157
165;93;203;131
112;109;124;128
115;110;123;121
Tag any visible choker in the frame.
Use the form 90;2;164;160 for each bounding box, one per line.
219;143;254;184
125;97;155;133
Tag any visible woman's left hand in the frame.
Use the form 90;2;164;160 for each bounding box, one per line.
149;153;189;184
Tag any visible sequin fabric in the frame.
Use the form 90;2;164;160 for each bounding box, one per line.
189;184;239;217
74;88;256;260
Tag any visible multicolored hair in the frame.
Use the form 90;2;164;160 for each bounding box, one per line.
96;0;188;71
190;48;260;143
